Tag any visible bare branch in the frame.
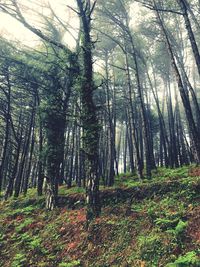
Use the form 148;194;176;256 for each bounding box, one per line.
0;1;72;54
89;0;97;17
47;4;78;42
66;4;80;15
134;0;184;15
95;28;127;54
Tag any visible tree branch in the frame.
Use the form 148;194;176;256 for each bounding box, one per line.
0;1;72;54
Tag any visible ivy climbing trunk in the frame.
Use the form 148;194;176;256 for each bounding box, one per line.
76;0;101;223
45;78;66;210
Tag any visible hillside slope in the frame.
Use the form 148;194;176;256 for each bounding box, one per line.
0;167;200;267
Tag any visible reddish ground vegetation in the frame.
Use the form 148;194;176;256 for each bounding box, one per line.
188;167;200;177
187;206;200;244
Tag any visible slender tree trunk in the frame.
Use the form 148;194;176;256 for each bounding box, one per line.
124;49;142;177
178;0;200;77
155;6;200;163
23;98;36;195
105;52;115;186
0;69;11;193
14;109;34;198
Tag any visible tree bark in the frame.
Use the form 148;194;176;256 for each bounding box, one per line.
76;0;101;223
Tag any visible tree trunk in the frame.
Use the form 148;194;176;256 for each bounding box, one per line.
178;0;200;77
155;5;200;163
76;0;101;223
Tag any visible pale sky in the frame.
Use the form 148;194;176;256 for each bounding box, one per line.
0;1;142;49
0;0;79;48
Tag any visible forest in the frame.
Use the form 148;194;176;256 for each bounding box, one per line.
0;0;200;266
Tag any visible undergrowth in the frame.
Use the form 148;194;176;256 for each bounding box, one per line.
0;165;200;267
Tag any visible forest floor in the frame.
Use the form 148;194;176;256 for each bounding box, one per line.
0;166;200;267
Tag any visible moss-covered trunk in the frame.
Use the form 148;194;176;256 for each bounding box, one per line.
44;75;66;210
76;0;101;222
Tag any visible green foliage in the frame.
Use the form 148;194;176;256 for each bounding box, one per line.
17;232;32;244
155;217;179;230
1;166;200;267
59;186;85;195
11;253;27;267
167;220;188;241
15;218;34;232
136;230;174;265
166;251;200;267
9;206;34;217
29;237;42;249
28;236;47;254
58;260;81;267
157;166;190;180
12;231;47;254
174;220;188;237
9;189;44;210
114;172;140;187
0;232;5;242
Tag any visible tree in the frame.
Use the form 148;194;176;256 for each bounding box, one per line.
76;0;101;222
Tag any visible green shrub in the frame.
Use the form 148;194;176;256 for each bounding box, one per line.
14;232;32;246
138;232;163;264
15;218;34;232
175;220;188;236
0;232;5;242
167;220;188;239
11;253;26;267
58;260;81;267
29;237;42;249
29;237;47;254
166;251;200;266
155;218;179;230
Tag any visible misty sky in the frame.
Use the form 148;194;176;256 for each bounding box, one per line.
0;0;141;48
